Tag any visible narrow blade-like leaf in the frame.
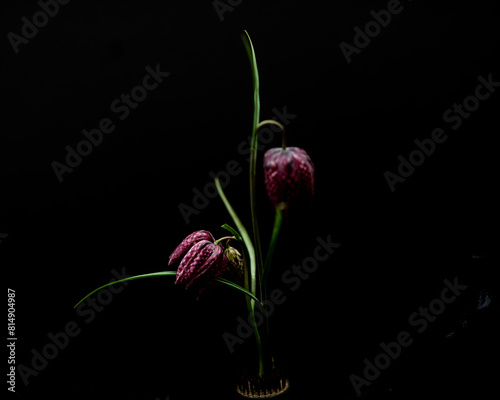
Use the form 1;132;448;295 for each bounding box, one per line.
73;271;261;309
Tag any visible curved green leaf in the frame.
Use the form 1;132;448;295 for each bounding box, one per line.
215;177;257;297
73;271;260;309
221;223;243;242
215;277;260;304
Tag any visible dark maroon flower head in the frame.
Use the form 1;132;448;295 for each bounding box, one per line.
168;230;215;266
174;240;228;295
263;147;315;209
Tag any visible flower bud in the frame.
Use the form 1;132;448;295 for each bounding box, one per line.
224;246;244;282
263;147;314;209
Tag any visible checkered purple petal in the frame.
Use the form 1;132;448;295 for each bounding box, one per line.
169;230;214;266
175;240;214;284
263;147;315;208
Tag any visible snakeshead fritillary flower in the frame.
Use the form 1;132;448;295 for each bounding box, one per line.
263;147;315;209
175;240;228;294
168;230;215;266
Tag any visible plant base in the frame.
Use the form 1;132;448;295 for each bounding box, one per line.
236;368;289;398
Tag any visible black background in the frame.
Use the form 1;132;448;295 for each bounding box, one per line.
2;1;498;399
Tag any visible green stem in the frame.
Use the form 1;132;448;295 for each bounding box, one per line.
242;30;267;376
256;120;287;150
214;236;235;245
242;30;264;300
259;204;285;370
215;178;257;297
262;203;286;290
215;176;264;376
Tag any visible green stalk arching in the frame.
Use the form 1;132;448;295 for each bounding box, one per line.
256;120;287;151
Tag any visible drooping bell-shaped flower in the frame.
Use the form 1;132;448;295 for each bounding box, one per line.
263;147;315;209
172;237;228;295
168;230;215;266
